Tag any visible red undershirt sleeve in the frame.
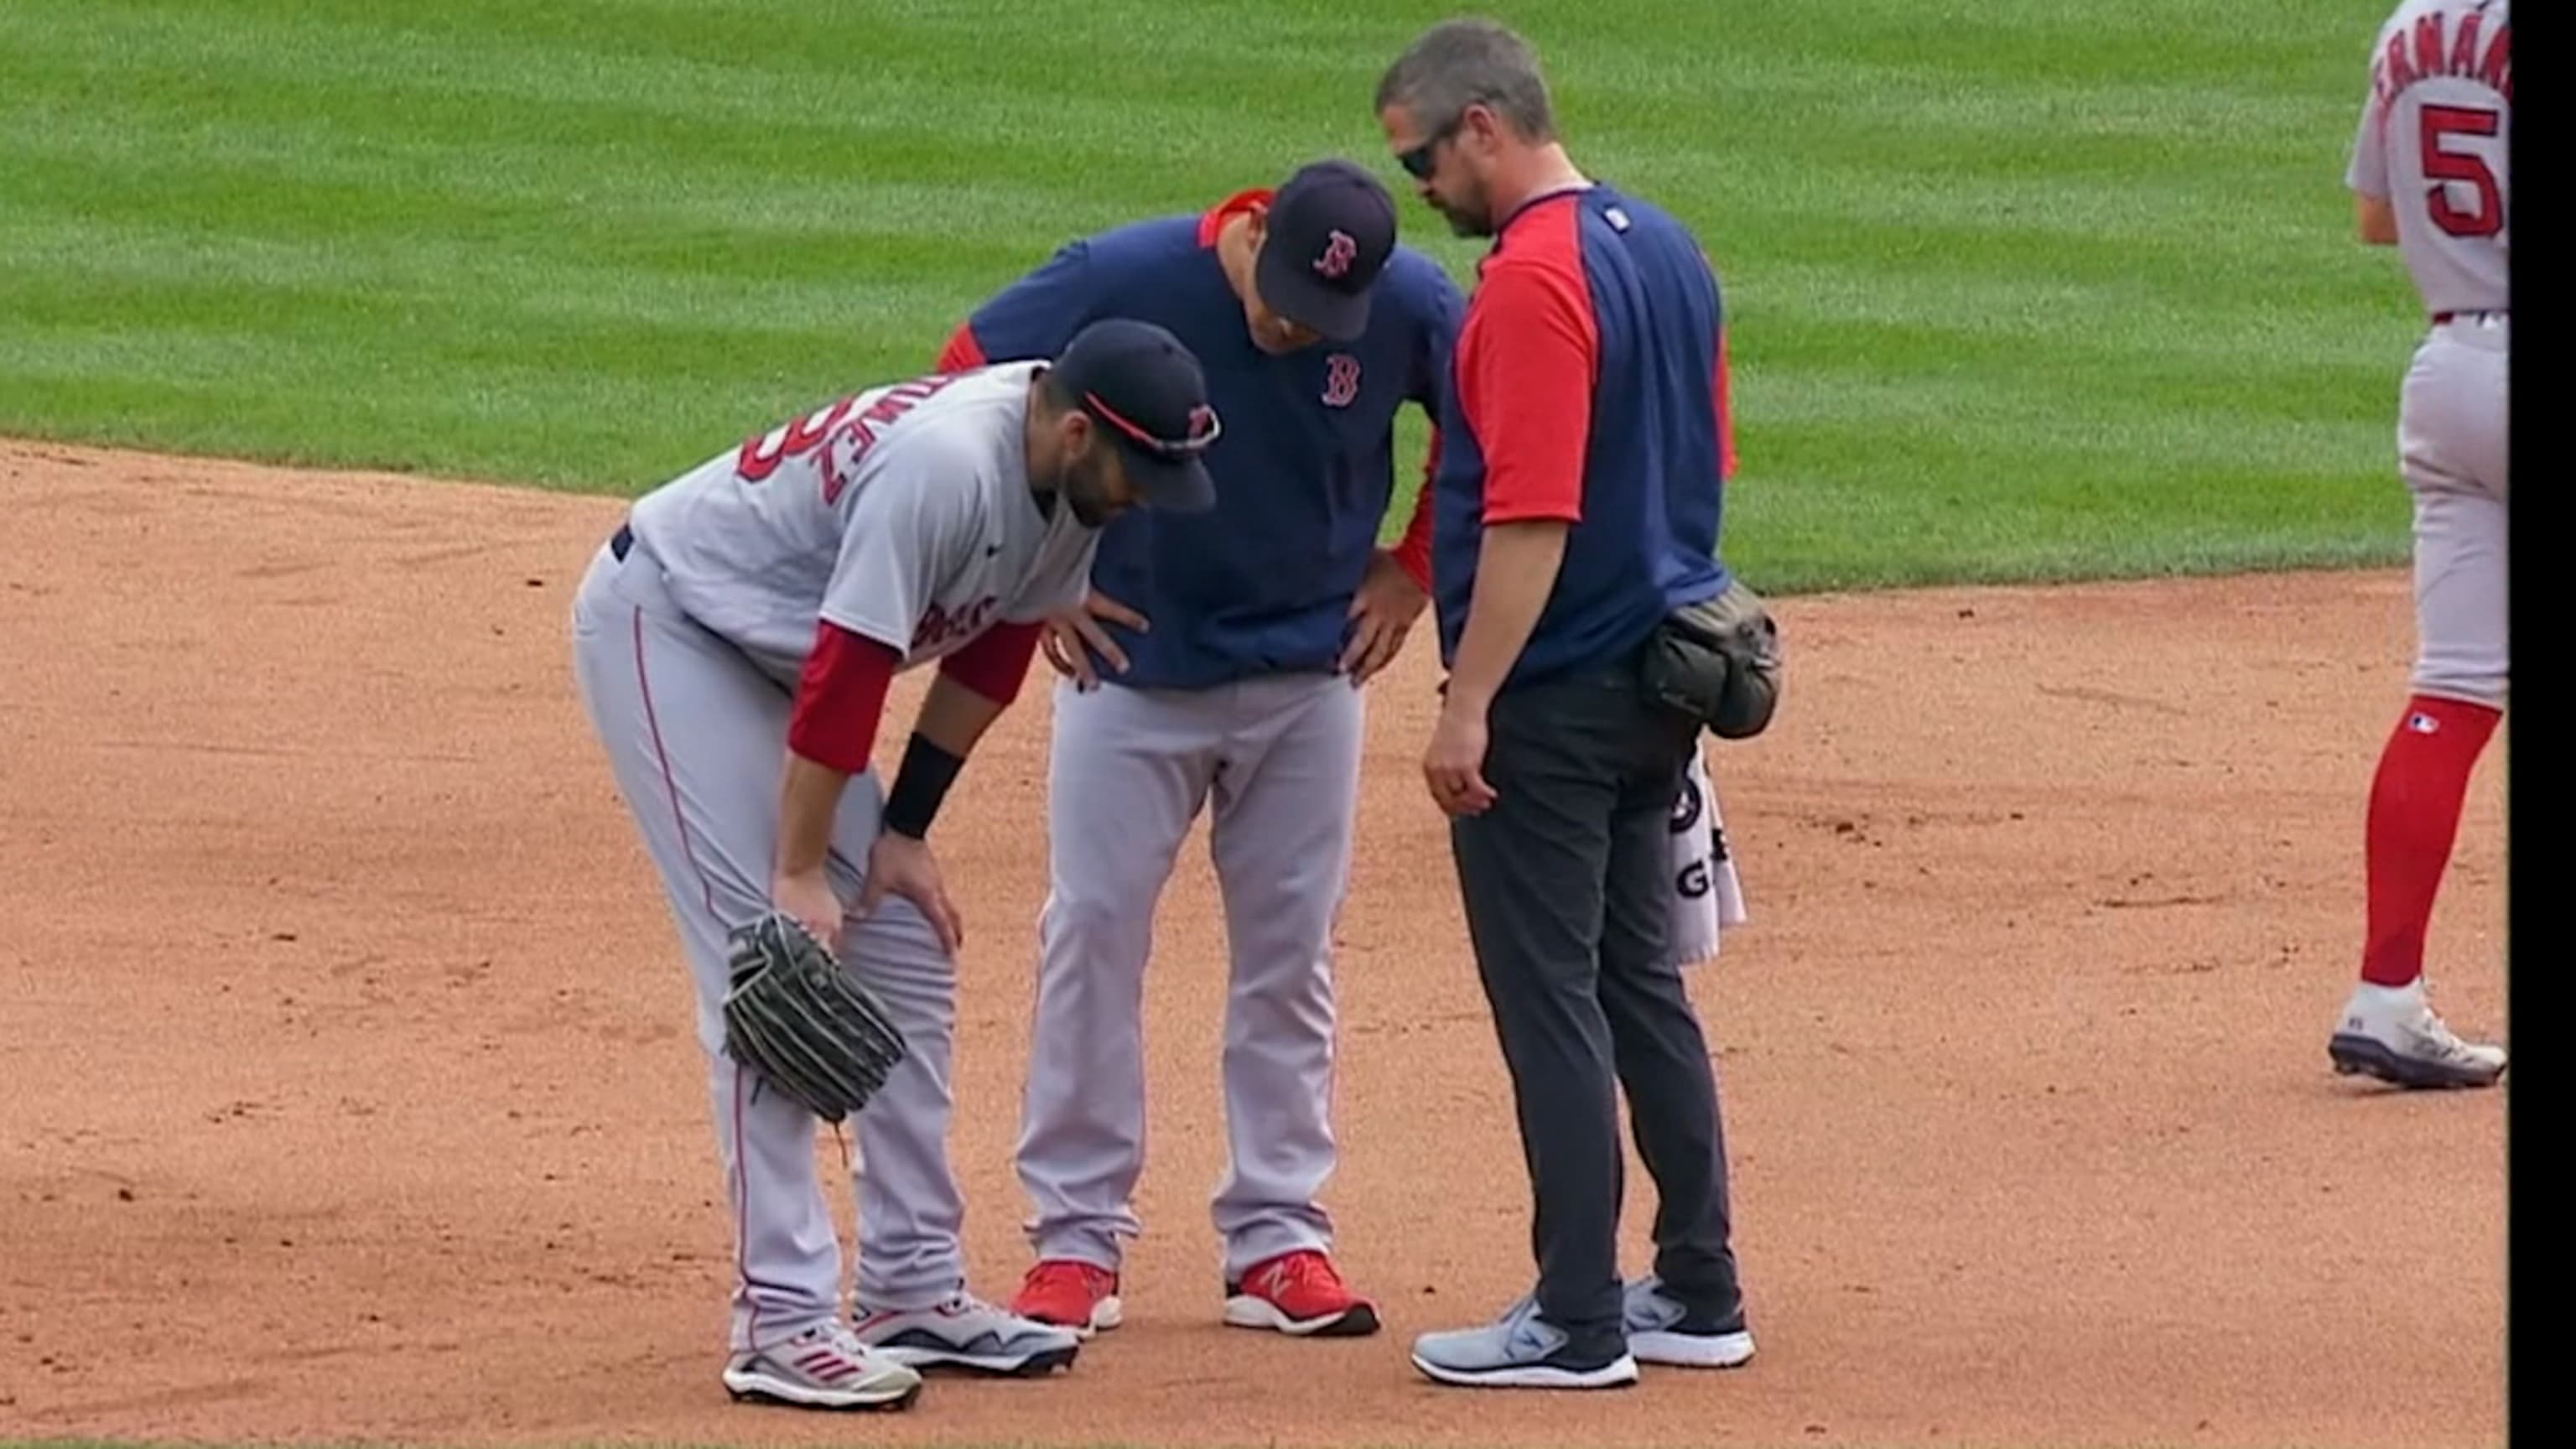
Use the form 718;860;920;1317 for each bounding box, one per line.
1457;252;1599;525
936;324;988;372
937;619;1044;707
1391;426;1438;590
787;621;901;776
1716;327;1737;481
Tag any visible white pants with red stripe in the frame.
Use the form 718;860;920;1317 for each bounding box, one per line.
2399;313;2509;709
569;533;969;1353
1014;673;1362;1281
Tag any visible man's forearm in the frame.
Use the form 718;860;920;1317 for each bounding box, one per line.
2355;192;2398;246
777;753;851;878
776;673;1005;873
913;671;1010;758
1445;520;1569;711
870;671;1009;841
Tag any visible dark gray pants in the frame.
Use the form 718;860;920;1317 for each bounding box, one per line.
1448;660;1743;1359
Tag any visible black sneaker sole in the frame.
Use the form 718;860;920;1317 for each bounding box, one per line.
878;1342;1081;1378
2329;1032;2504;1089
1410;1351;1640;1389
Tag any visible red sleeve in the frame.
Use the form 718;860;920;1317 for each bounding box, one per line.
1457;221;1598;524
1716;326;1737;480
936;323;988;372
1390;424;1438;590
788;621;901;775
937;620;1044;707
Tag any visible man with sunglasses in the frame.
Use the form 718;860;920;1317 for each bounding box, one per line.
933;158;1466;1341
1374;18;1759;1390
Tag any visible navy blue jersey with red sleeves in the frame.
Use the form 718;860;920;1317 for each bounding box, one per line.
1431;184;1736;690
939;190;1465;690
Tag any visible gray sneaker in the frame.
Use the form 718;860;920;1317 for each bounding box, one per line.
854;1293;1082;1377
1623;1275;1756;1368
722;1321;923;1410
1410;1296;1639;1390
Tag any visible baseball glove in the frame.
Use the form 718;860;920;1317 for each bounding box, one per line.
720;911;910;1121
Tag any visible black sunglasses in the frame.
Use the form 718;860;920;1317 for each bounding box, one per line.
1396;116;1463;179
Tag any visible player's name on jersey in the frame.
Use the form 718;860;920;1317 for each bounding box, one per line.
2373;8;2510;105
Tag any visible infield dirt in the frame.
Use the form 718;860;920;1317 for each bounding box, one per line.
0;439;2506;1448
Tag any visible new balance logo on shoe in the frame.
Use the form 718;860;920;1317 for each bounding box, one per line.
1223;1249;1380;1337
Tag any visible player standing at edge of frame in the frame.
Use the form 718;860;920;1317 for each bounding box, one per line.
932;158;1465;1340
569;319;1223;1411
2327;0;2510;1090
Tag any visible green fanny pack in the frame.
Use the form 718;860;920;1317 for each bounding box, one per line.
1639;577;1784;740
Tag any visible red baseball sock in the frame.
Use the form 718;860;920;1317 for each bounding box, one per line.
2360;694;2502;989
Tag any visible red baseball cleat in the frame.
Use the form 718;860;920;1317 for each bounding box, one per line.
1010;1259;1123;1337
1223;1249;1380;1337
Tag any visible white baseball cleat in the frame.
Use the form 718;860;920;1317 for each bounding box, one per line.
722;1321;923;1410
2329;979;2506;1089
854;1293;1083;1377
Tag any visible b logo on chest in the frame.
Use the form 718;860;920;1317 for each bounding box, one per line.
913;595;998;655
1321;353;1361;408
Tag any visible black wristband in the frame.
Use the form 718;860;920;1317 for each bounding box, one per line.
882;732;964;839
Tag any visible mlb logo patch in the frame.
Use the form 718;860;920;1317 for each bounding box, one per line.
2407;712;2441;735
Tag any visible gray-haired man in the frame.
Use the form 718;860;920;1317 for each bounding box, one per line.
1373;16;1761;1391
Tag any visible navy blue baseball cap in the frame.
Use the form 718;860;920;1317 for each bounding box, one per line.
1052;317;1223;513
1254;158;1399;342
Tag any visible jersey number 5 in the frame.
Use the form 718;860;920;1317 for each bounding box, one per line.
2420;105;2503;239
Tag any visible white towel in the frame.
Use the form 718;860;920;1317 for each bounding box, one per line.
1666;745;1747;967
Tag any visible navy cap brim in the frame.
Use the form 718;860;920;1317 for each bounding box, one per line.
1120;444;1217;514
1256;243;1374;342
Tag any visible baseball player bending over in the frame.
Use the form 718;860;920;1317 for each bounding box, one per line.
2329;0;2508;1089
934;159;1466;1338
569;320;1223;1410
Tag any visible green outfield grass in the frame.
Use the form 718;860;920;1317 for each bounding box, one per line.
0;0;2422;592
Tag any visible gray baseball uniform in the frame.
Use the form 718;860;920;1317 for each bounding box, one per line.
2347;0;2510;706
570;362;1096;1353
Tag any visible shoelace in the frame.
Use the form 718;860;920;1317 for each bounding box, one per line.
2407;1008;2485;1059
948;1292;1020;1319
1259;1252;1343;1298
792;1321;878;1363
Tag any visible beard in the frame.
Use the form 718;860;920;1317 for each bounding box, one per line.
1427;179;1494;237
1440;200;1491;237
1058;449;1124;528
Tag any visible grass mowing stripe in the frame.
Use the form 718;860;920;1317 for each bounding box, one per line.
0;0;2423;591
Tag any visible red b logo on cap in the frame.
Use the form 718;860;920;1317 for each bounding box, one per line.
1314;229;1357;280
